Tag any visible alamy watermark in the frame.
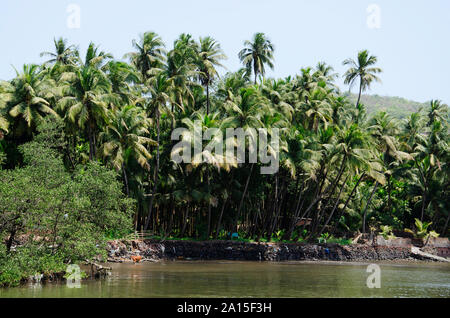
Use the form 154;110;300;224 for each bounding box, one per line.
66;4;81;29
171;122;280;174
367;4;381;29
366;264;381;288
66;264;82;288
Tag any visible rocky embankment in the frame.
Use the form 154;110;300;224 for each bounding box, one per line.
106;237;449;263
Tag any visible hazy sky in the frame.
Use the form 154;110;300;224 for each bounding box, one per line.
1;0;449;103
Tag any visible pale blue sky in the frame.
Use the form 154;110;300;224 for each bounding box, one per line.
1;0;449;103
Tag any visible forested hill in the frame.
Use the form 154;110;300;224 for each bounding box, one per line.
346;93;428;118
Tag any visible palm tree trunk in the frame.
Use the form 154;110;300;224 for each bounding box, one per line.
331;173;366;235
267;173;279;241
206;81;210;115
356;77;363;107
180;204;190;237
420;191;426;222
215;198;228;239
285;179;306;240
318;175;349;236
269;177;287;240
235;163;255;231
206;169;212;238
311;156;347;235
387;175;392;213
283;178;303;239
205;80;212;238
215;172;234;238
122;163;130;196
442;213;450;236
313;156;347;233
88;120;95;161
144;109;160;231
362;181;379;233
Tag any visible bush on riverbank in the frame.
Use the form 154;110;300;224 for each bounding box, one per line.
0;121;134;287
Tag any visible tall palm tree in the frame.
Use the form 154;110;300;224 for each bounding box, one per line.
238;33;275;84
40;37;78;65
180;111;232;237
196;36;226;114
299;86;333;131
81;42;113;70
216;68;250;101
260;78;294;122
222;87;266;227
6;64;58;131
104;61;139;105
319;123;380;235
125;32;166;81
427;99;448;126
368;112;412;216
144;72;173;231
58;66;114;160
165;34;198;115
314;62;338;87
99;105;155;195
343;50;382;107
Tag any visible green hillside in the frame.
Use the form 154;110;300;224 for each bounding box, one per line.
346;93;428;118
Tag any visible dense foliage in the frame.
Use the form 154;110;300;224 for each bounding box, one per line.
0;33;448;266
0;120;133;286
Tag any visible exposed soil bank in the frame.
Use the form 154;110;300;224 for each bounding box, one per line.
106;238;450;263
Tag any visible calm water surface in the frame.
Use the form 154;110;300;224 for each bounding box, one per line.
1;260;449;298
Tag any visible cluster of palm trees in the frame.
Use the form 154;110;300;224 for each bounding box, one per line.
0;32;448;240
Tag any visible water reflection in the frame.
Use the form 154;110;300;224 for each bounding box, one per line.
1;261;449;298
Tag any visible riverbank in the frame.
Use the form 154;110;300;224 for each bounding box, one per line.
106;237;450;263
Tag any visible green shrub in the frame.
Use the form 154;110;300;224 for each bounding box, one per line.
0;124;135;286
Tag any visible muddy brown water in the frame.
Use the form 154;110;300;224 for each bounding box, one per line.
0;260;449;298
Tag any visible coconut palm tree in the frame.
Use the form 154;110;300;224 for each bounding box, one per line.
319;123;381;236
368;111;412;214
40;37;78;66
165;34;199;115
99;105;155;195
343;50;382;107
215;68;250;101
314;62;338;89
238;33;275;84
81;42;113;70
260;78;294;122
427;99;448;126
179;111;234;237
104;61;139;105
58;66;114;160
196;36;226;114
6;64;58;132
222;87;267;228
125;32;166;81
299;86;333;132
143;72;173;231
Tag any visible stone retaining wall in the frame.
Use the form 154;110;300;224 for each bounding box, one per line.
107;240;419;262
373;236;450;258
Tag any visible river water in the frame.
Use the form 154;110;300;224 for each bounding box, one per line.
1;260;449;298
